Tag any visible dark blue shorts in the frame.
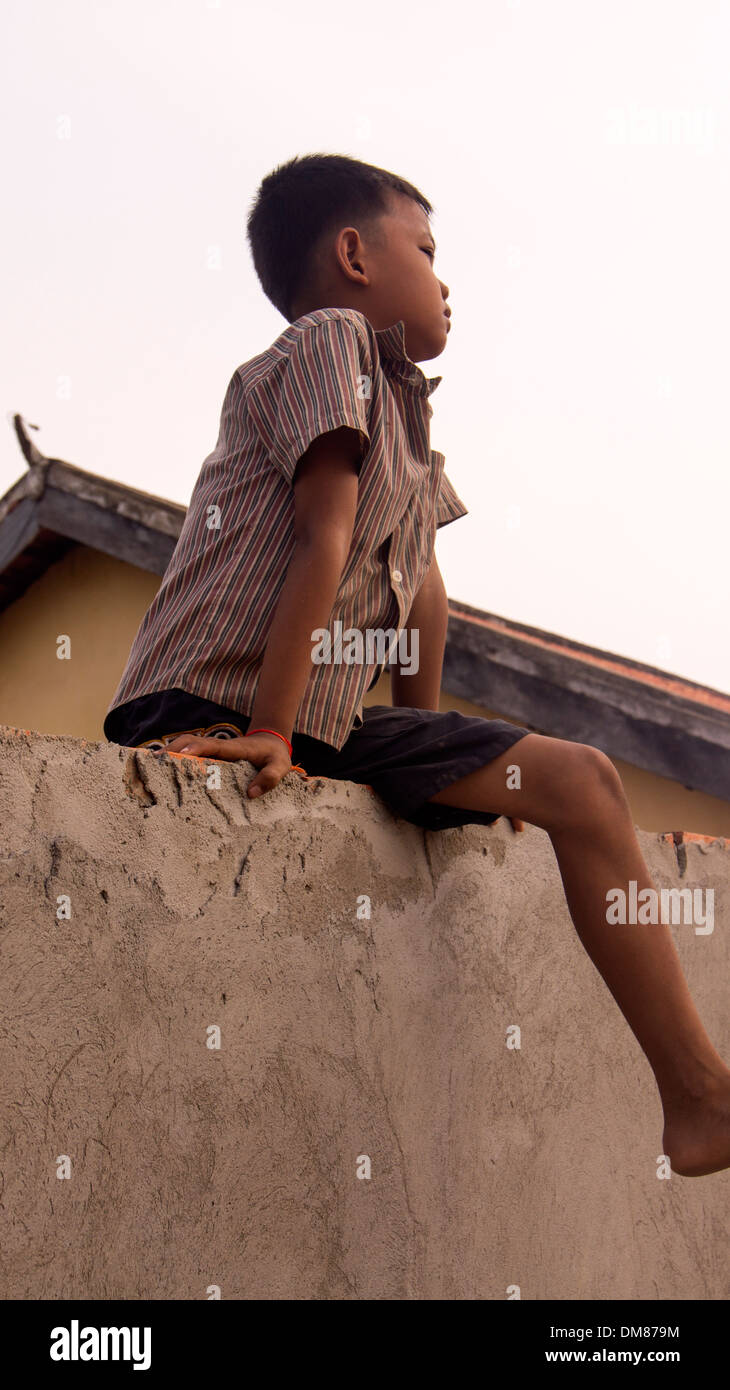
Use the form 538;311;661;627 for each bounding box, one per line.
104;687;532;832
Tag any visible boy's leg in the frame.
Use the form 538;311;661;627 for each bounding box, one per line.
428;733;730;1177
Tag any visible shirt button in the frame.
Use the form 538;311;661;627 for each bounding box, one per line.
392;569;403;583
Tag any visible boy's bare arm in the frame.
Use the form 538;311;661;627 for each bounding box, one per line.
393;554;524;830
390;554;448;712
247;424;364;740
159;425;364;795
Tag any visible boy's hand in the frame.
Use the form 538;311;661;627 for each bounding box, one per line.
153;732;292;799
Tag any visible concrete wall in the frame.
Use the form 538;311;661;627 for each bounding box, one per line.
1;725;728;1300
1;544;729;837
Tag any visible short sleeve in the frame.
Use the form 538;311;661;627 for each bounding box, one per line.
246;312;373;485
436;469;468;528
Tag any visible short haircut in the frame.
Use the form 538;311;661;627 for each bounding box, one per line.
245;152;434;322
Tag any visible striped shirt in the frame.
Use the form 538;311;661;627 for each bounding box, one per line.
104;307;468;751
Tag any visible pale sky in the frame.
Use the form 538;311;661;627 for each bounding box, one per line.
2;0;728;692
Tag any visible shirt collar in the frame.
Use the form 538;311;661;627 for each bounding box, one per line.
373;319;442;398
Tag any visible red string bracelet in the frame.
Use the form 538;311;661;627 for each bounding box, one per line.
247;727;293;758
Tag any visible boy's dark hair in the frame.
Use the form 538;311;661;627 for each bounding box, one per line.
245;152;433;322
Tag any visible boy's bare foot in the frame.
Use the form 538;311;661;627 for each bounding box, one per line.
661;1074;730;1177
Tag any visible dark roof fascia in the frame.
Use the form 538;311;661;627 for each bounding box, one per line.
0;419;184;607
444;600;730;799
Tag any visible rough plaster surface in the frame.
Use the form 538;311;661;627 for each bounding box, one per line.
0;725;728;1301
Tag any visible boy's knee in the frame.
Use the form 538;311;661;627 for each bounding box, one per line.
519;737;628;832
565;742;627;814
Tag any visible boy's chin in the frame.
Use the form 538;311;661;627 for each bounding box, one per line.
419;331;448;364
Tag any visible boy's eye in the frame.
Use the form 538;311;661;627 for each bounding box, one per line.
422;248;435;261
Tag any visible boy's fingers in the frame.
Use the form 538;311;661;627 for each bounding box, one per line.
247;762;286;798
151;735;202;754
155;737;237;760
150;737;291;787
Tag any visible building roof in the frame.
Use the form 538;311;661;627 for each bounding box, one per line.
3;412;729;800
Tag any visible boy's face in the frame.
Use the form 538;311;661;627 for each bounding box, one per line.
307;190;451;364
358;191;451;364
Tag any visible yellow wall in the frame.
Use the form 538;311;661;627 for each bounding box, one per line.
1;544;728;837
0;546;158;741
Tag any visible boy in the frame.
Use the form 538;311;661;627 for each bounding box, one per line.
104;153;730;1177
